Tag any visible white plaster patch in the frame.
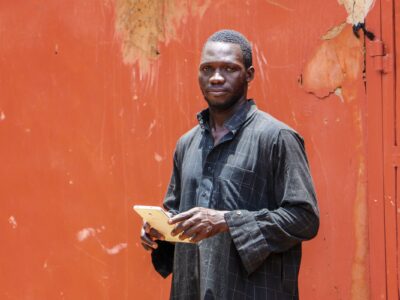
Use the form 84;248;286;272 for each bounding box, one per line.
8;216;17;229
338;0;375;24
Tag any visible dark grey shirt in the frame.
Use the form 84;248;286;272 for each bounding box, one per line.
152;100;319;300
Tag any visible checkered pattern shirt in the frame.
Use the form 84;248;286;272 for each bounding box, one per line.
151;100;319;300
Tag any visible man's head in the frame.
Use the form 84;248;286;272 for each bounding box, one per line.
199;30;255;111
207;29;253;69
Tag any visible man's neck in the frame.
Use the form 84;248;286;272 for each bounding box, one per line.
209;97;247;130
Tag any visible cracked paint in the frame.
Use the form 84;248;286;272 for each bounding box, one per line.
338;0;375;25
301;25;363;101
115;0;211;74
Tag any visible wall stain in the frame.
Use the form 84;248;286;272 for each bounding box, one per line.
115;0;211;74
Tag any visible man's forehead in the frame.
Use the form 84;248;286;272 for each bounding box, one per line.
200;41;243;64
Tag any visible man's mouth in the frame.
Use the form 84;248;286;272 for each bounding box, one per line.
207;89;228;96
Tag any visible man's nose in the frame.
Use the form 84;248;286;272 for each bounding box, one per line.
209;70;225;84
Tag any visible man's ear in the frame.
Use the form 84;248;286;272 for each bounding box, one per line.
246;66;255;82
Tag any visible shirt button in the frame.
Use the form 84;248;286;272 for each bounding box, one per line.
236;211;242;216
201;192;206;197
207;166;212;172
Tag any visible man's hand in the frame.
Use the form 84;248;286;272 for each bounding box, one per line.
169;207;229;243
140;222;165;251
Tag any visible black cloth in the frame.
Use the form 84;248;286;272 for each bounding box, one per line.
152;100;319;299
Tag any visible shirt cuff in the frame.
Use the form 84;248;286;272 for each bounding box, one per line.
225;210;270;275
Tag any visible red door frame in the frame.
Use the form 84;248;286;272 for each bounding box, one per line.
366;0;397;299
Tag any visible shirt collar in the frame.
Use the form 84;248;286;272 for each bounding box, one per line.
196;99;257;133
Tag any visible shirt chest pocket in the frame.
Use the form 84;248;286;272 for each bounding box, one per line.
218;164;255;187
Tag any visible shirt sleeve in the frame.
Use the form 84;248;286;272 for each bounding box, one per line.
225;129;320;275
151;145;182;277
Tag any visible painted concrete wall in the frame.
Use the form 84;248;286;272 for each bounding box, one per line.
0;0;379;299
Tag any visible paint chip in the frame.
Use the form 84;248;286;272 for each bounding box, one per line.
77;228;96;241
334;88;344;102
154;152;163;162
104;243;128;255
76;227;127;255
8;216;17;229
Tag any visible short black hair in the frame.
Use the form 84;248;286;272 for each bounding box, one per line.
206;29;253;69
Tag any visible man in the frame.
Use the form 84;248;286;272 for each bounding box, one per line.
141;29;319;300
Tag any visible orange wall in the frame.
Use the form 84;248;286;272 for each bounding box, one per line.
0;1;374;299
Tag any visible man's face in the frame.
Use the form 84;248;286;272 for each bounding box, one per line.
198;41;254;111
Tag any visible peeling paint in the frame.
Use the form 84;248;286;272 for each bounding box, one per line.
322;23;346;40
301;25;363;101
338;0;375;24
115;0;211;74
0;111;5;121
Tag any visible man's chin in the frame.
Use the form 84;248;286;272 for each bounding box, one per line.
204;97;240;111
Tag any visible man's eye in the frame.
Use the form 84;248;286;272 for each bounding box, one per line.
202;66;211;72
225;67;235;72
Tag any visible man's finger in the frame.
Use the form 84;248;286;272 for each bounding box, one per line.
171;217;196;236
178;222;201;240
141;233;158;249
143;222;151;233
149;228;165;240
141;242;153;252
169;208;197;224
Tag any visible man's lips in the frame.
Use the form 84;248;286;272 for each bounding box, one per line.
206;89;229;96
